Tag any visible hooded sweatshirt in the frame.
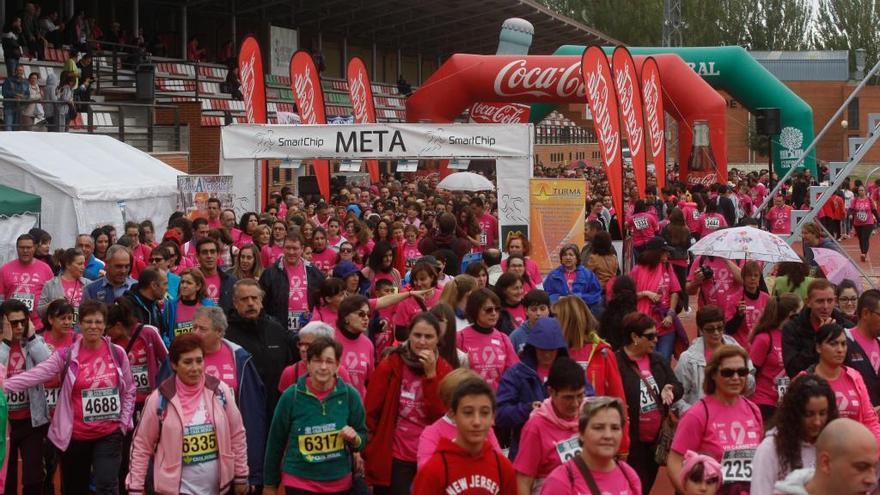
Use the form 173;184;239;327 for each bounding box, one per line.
412;437;517;495
512;398;580;481
496;317;574;460
774;467;814;495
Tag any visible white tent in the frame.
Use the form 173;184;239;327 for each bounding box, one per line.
0;132;183;245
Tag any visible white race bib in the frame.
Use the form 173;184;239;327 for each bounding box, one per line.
81;387;120;423
131;365;150;393
45;387;60;408
639;375;659;413
722;449;755;482
12;292;34;310
288;311;305;332
555;435;581;463
775;375;790;401
633;217;649;230
6;389;28;410
857;210;869;222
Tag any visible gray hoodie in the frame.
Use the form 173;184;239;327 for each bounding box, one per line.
774;467;814;495
672;335;756;415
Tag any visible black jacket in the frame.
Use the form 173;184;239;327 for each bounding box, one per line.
716;195;736;227
211;269;237;312
844;327;880;406
224;310;293;416
616;349;683;447
782;307;854;378
258;258;325;330
122;285;165;334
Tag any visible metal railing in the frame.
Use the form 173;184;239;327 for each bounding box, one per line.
535;125;597;145
0;98;183;153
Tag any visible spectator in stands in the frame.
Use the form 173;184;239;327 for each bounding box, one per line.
55;72;76;132
187;35;207;62
396;75;412;96
39;11;62;47
1;16;23;77
2;64;28;131
219;40;235;67
43;71;58;131
77;52;94;84
223;67;242;100
64;49;81;87
21;72;44;130
21;3;44;60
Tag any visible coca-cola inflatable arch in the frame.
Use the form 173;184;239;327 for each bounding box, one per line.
405;53;727;183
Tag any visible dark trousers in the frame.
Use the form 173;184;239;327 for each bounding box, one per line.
5;419;48;495
759;404;777;428
42;438;60;495
672;263;688;311
373;458;418;495
627;437;659;495
61;431;123;495
856;225;872;255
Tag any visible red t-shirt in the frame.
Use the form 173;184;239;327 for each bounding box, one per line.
6;342;30;420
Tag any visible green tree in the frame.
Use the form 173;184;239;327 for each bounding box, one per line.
540;0;663;46
748;0;813;50
813;0;880;80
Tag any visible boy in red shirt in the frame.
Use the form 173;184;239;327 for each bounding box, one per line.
413;377;517;495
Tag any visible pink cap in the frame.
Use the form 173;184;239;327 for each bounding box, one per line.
679;450;722;488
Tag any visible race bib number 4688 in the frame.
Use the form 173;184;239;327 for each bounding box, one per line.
81;387;120;423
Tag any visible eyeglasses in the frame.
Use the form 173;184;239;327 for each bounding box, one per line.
838;297;858;303
352;310;369;319
7;319;26;328
309;358;337;367
340;248;353;253
482;306;500;314
149;257;165;263
702;324;724;334
718;367;750;378
641;332;658;341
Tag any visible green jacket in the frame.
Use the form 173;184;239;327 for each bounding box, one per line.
263;375;367;486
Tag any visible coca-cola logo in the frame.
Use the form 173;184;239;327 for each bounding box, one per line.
586;59;620;168
642;72;664;157
240;53;258;123
614;64;643;157
349;69;370;123
469;102;529;124
687;173;717;186
493;59;585;99
293;62;318;124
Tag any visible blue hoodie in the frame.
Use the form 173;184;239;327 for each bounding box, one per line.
495;317;594;460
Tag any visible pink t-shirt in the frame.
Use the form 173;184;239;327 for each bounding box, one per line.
671;395;762;464
749;330;786;407
852;197;875;226
122;336;151;403
687;256;741;309
682;203;702;233
203;273;222;305
476;213;499;252
402;241;421;270
697;213;727;238
635;355;661;443
0;259;54;327
71;344;123;441
310;248;337;275
391;366;429;462
392;289;441;329
286;262;309;314
506;304;526;329
563;270;576;290
7;342;30;420
513;411;580;479
631;263;681;334
204;344;238;392
628;212;659;247
42;332;75;416
541;460;641;495
456;327;519;390
723;289;770;350
260;244;283;269
60;278;84;316
852;330;880;374
829;371;862;419
334;329;374;399
173;302;201;338
311;306;339;329
767;205;793;235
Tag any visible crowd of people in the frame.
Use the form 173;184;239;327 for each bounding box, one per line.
0;165;877;495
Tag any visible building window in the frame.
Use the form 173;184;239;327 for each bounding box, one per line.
272;166;280;185
848;98;860;130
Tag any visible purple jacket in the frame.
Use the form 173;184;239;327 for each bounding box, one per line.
4;336;136;451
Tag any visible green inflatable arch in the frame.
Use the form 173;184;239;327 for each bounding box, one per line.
531;45;816;176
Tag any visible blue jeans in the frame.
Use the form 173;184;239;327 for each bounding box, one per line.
656;332;676;362
4;106;19;131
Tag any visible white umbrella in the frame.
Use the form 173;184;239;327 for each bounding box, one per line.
688;226;801;263
437;172;495;192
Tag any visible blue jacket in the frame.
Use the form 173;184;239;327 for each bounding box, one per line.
543;265;604;308
155;338;266;485
160;297;216;347
83;255;104;281
509;320;533;356
495;317;592;460
84;276;137;304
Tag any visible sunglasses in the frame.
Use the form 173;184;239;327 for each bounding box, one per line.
642;332;658;341
702;324;724;334
718;367;749;378
149;257;165;263
482;306;500;314
7;319;27;328
340;248;353;253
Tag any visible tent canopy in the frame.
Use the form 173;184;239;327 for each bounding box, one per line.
0;184;40;217
0;132;182;243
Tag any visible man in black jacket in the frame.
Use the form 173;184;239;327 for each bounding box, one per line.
224;279;293;416
196;237;236;311
783;279;854;377
258;232;324;333
844;290;880;406
714;184;737;227
121;267;166;333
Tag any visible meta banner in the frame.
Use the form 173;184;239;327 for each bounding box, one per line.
346;57;380;183
580;46;625;231
289;50;331;200
612;47;648;199
640;57;666;188
220;123;533;160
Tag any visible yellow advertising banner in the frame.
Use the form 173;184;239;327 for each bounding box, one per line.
529;179;586;274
